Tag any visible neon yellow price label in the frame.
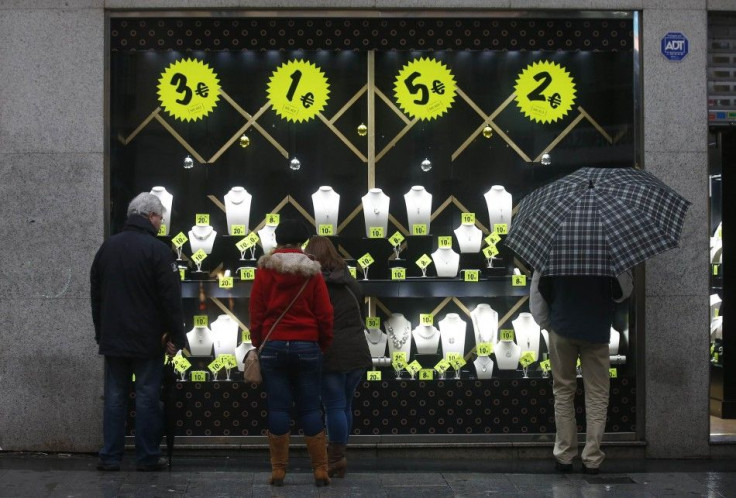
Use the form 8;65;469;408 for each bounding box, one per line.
208;358;224;373
438;236;452;248
265;213;280;225
367;370;382;381
483;245;499;258
419;369;434;380
461;213;475;224
609;368;618;378
230;225;246;236
420;314;434;326
172;356;191;373
195;214;210;226
715;308;720;318
219;276;234;289
348;267;357;278
519;351;537;368
464;270;480;282
476;343;493;356
499;329;515;341
172;232;188;248
358;253;374;269
157;224;167;236
220;354;238;369
714;265;720;276
391;267;406;280
392;352;408;370
241;329;251;342
193;315;208;327
493;223;508;235
539;359;551;372
318;224;334;236
388;231;405;246
434;359;451;373
576;357;582;368
415;254;432;269
485;232;502;245
407;360;422;375
448;355;466;370
235;237;252;252
412;224;428;236
190;370;207;382
369;227;385;239
179;268;186;281
366;317;381;329
191;249;208;264
512;275;527;286
239;267;255;281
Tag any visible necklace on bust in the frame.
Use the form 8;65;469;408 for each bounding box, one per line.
365;330;383;345
386;321;410;349
416;326;436;340
192;226;214;240
476;356;493;372
228;189;247;204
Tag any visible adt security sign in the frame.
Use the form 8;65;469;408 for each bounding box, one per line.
661;32;688;61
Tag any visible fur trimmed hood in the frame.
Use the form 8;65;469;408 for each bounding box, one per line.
258;249;322;277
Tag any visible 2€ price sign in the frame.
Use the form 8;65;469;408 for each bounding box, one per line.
514;60;577;124
267;59;330;123
157;58;221;122
394;57;457;121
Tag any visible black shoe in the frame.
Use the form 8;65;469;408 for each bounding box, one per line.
582;464;600;475
555;461;573;473
136;457;169;472
96;461;120;471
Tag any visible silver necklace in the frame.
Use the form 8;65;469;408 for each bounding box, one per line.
416;326;436;340
192;226;213;240
386;321;410;349
476;356;492;372
365;330;383;345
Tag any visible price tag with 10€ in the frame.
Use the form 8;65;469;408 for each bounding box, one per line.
358;253;374;269
171;232;189;248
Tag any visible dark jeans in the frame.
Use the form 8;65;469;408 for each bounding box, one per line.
322;368;366;444
260;341;324;436
99;356;163;466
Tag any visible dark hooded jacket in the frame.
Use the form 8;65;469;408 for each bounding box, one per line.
90;214;185;358
321;266;372;372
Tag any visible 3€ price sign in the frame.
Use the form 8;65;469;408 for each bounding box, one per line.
267;59;330;123
394;57;457;121
157;58;221;122
514;60;577;124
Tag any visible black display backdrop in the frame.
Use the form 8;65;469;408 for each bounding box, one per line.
113;15;637;438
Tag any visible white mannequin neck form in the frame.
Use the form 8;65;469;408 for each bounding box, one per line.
454;222;483;253
494;340;521;370
211;315;239;357
512;312;541;356
186;326;214;356
224;186;252;234
474;356;495;379
312;186;340;229
404;186;432;231
189;225;217;254
361;188;391;237
258;224;278;254
484;185;512;230
609;328;621;356
439;313;466;357
365;329;388;358
471;304;498;345
431;247;460;278
150;186;173;235
412;325;441;354
385;314;412;356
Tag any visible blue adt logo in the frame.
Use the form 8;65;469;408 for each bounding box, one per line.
661;32;689;61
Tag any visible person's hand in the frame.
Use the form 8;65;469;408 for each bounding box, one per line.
165;341;178;357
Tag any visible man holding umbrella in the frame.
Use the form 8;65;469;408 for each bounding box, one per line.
505;166;690;474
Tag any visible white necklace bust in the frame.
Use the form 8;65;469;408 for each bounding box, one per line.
224;186;252;235
361;188;390;237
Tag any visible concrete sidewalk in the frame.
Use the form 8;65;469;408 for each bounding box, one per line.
2;451;736;497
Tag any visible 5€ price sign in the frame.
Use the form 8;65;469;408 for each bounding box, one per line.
394;57;457;121
157;58;221;122
406;360;422;376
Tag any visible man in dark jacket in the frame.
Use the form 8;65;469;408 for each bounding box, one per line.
91;192;185;471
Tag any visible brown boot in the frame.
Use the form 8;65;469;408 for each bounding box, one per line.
267;432;290;486
304;430;330;487
327;443;347;478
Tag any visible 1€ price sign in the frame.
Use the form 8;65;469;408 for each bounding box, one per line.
267;59;331;123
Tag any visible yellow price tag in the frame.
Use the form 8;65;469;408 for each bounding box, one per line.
191;249;208;264
392;352;408;370
493;223;508;235
208;358;223;373
318;224;334;236
220;354;238;369
476;343;493;356
394;57;457;121
388;231;406;246
512;275;527;286
190;370;207;382
239;267;255;281
434;359;451;373
407;360;422;375
448;356;466;370
193;315;208;327
715;308;720;318
438;236;452;248
366;317;381;329
173;357;192;374
195;213;210;226
519;351;536;368
446;352;462;363
265;213;280;225
482;245;499;258
157;58;221;122
157;224;167;236
179;268;186;281
576;357;582;368
391;267;406;280
218;276;234;289
367;370;382;381
461;213;475;224
172;232;188;248
358;253;374;269
348;266;357;278
368;227;385;238
539;359;551;372
241;329;251;342
514;60;577;124
235;237;251;251
412;224;428;236
230;225;246;236
266;59;331;123
499;329;515;341
415;254;432;269
464;270;480;282
485;232;502;245
420;314;434;326
609;368;618;378
419;369;434;380
714;265;720;276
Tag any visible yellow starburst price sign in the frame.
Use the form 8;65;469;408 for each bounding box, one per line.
394;57;457;121
267;59;330;123
157;58;220;122
514;60;577;124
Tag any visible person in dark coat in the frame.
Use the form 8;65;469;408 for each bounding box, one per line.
90;192;185;472
304;236;372;478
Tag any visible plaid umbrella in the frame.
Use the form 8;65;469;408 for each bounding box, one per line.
503;167;691;276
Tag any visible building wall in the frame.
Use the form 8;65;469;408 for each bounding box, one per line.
0;0;721;457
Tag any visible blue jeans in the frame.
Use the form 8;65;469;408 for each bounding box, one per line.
322;368;366;444
99;356;163;465
260;341;324;436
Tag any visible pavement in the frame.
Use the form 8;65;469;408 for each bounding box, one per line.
2;450;736;497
